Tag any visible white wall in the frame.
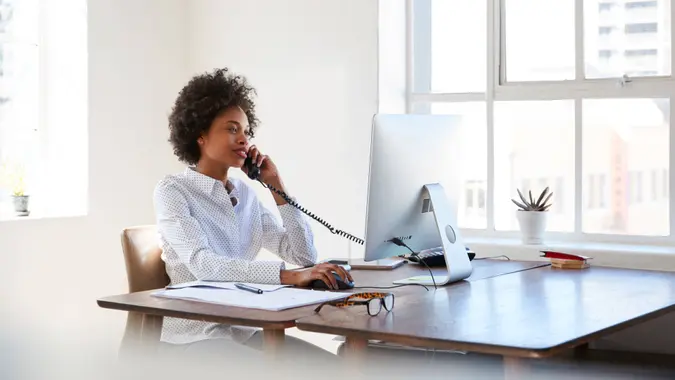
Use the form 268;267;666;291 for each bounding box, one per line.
0;0;187;367
1;0;378;368
186;0;378;262
184;0;378;351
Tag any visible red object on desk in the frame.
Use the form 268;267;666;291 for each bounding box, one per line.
540;251;591;261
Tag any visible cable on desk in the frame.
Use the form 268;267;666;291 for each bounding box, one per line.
388;237;437;290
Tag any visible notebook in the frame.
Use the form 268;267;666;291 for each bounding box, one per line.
151;286;351;311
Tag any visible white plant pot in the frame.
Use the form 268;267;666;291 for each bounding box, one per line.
12;195;30;216
516;211;547;245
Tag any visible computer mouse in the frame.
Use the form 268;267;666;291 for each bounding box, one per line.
309;272;354;290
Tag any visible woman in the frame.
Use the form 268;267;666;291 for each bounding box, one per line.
153;67;352;363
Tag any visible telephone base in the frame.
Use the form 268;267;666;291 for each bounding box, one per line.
392;275;449;286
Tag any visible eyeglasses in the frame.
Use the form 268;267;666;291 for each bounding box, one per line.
314;292;395;316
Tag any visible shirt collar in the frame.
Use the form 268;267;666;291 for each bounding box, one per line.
184;167;238;196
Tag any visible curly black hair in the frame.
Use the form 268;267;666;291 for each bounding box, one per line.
168;68;259;165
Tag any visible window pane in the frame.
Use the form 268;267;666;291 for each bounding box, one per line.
430;102;487;228
582;99;669;235
429;0;486;92
584;0;671;78
494;101;575;231
0;42;39;202
0;0;38;44
504;0;575;81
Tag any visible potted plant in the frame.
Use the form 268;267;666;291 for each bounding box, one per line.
0;160;30;216
11;178;29;216
511;187;552;244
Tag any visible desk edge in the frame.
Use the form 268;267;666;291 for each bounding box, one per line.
96;298;297;330
295;304;675;358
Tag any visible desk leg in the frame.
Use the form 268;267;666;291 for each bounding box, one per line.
343;337;368;377
140;314;162;351
343;337;368;363
503;357;530;380
262;328;285;358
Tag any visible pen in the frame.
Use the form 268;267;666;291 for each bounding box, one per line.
235;283;263;294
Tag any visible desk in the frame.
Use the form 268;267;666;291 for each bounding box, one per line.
295;265;675;376
97;259;543;354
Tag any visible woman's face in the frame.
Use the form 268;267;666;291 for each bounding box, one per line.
198;106;251;169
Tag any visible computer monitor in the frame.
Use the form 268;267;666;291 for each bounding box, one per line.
363;114;473;286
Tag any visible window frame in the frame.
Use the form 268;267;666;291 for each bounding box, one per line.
406;0;675;246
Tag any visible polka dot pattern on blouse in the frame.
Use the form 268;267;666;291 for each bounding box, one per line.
153;167;318;345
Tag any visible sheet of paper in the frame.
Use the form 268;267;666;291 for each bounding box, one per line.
152;287;351;311
165;280;290;292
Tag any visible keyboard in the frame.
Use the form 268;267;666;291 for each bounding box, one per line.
409;246;476;267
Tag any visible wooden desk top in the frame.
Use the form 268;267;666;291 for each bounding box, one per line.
97;260;544;330
296;266;675;358
97;289;316;330
350;259;549;291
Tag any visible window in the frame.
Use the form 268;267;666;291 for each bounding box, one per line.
0;0;39;212
626;1;658;9
555;177;565;213
625;49;658;56
587;174;607;209
625;23;658;34
628;70;659;76
494;100;575;232
664;169;669;198
0;0;87;219
464;181;487;209
504;0;575;82
408;0;673;242
462;180;487;229
413;0;486;93
632;171;644;203
431;102;487;228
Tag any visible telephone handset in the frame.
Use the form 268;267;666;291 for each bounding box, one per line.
244;156;364;245
244;155;262;181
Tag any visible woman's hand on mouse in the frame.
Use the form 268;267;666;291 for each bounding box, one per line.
280;263;353;290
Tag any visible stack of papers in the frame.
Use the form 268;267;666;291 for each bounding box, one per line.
166;280;290;292
152;281;351;311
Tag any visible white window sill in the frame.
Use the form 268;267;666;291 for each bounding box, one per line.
464;237;675;271
0;202;86;223
0;212;86;223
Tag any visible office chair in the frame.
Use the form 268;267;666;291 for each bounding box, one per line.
119;225;169;357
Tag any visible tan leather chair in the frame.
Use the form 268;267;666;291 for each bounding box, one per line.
119;225;170;356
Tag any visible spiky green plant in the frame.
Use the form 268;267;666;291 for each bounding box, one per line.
511;187;552;211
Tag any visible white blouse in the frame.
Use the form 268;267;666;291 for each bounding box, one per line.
153;167;317;344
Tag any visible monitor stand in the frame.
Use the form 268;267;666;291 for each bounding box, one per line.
393;183;473;286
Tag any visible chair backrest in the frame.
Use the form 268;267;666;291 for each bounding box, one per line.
121;225;170;293
118;225;169;357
